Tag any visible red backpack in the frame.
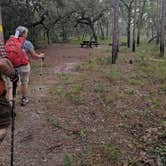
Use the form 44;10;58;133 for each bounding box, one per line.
5;37;30;67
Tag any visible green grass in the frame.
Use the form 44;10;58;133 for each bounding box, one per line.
102;68;125;81
100;144;122;164
47;114;61;128
64;153;73;166
128;159;144;166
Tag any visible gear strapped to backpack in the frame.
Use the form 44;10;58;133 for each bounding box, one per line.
5;37;30;67
0;79;6;96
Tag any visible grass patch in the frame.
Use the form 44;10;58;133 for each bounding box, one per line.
128;159;144;166
100;144;122;165
47;114;61;129
64;153;73;166
149;146;166;165
102;68;125;81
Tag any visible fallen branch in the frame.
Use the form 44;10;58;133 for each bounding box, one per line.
148;35;158;43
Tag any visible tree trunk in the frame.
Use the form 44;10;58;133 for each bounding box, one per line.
106;21;109;37
132;0;137;52
112;0;119;64
137;0;146;46
151;25;154;38
160;0;165;57
127;7;131;48
99;23;105;40
46;29;50;44
146;18;150;40
156;0;160;44
90;23;98;42
62;25;67;42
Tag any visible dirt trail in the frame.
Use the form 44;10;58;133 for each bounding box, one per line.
0;44;100;166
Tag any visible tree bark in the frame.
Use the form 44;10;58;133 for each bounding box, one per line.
112;0;119;64
156;0;160;44
90;23;98;42
121;0;134;48
46;29;50;44
159;0;165;57
106;21;109;37
127;7;132;48
132;0;137;52
99;23;105;40
137;0;146;46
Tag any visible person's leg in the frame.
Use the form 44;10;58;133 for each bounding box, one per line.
19;64;30;106
21;83;28;97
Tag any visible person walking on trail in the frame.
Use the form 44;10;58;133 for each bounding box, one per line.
7;26;45;106
0;41;18;143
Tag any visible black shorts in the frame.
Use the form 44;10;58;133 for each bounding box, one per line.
0;96;10;129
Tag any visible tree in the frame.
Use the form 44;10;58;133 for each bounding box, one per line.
72;0;108;42
132;0;137;52
112;0;119;64
120;0;134;48
136;0;146;46
159;0;165;57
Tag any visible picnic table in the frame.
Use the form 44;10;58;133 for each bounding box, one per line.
80;40;99;48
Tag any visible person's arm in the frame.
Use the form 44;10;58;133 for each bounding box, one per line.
29;49;45;59
24;40;45;59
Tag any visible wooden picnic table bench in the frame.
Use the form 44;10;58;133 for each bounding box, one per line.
80;40;99;48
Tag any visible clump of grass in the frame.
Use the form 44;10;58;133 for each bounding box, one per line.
93;82;106;93
95;57;112;65
64;153;73;166
50;74;85;105
128;159;144;166
100;144;122;164
128;78;143;86
161;120;166;127
152;146;166;165
63;83;84;105
47;115;61;128
76;60;99;72
102;68;124;81
76;57;113;72
124;88;137;96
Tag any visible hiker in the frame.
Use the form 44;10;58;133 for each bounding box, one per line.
0;41;18;143
6;26;45;106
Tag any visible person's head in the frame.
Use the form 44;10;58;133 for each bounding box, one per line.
15;26;28;38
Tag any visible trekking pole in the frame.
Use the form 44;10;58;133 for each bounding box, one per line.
10;81;17;166
39;57;44;90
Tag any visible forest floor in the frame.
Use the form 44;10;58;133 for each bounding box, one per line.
0;44;166;166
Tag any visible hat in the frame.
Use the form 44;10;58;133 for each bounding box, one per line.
15;26;28;38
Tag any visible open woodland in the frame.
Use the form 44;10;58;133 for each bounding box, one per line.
0;0;166;165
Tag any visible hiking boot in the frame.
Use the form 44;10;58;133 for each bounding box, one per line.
21;96;29;106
